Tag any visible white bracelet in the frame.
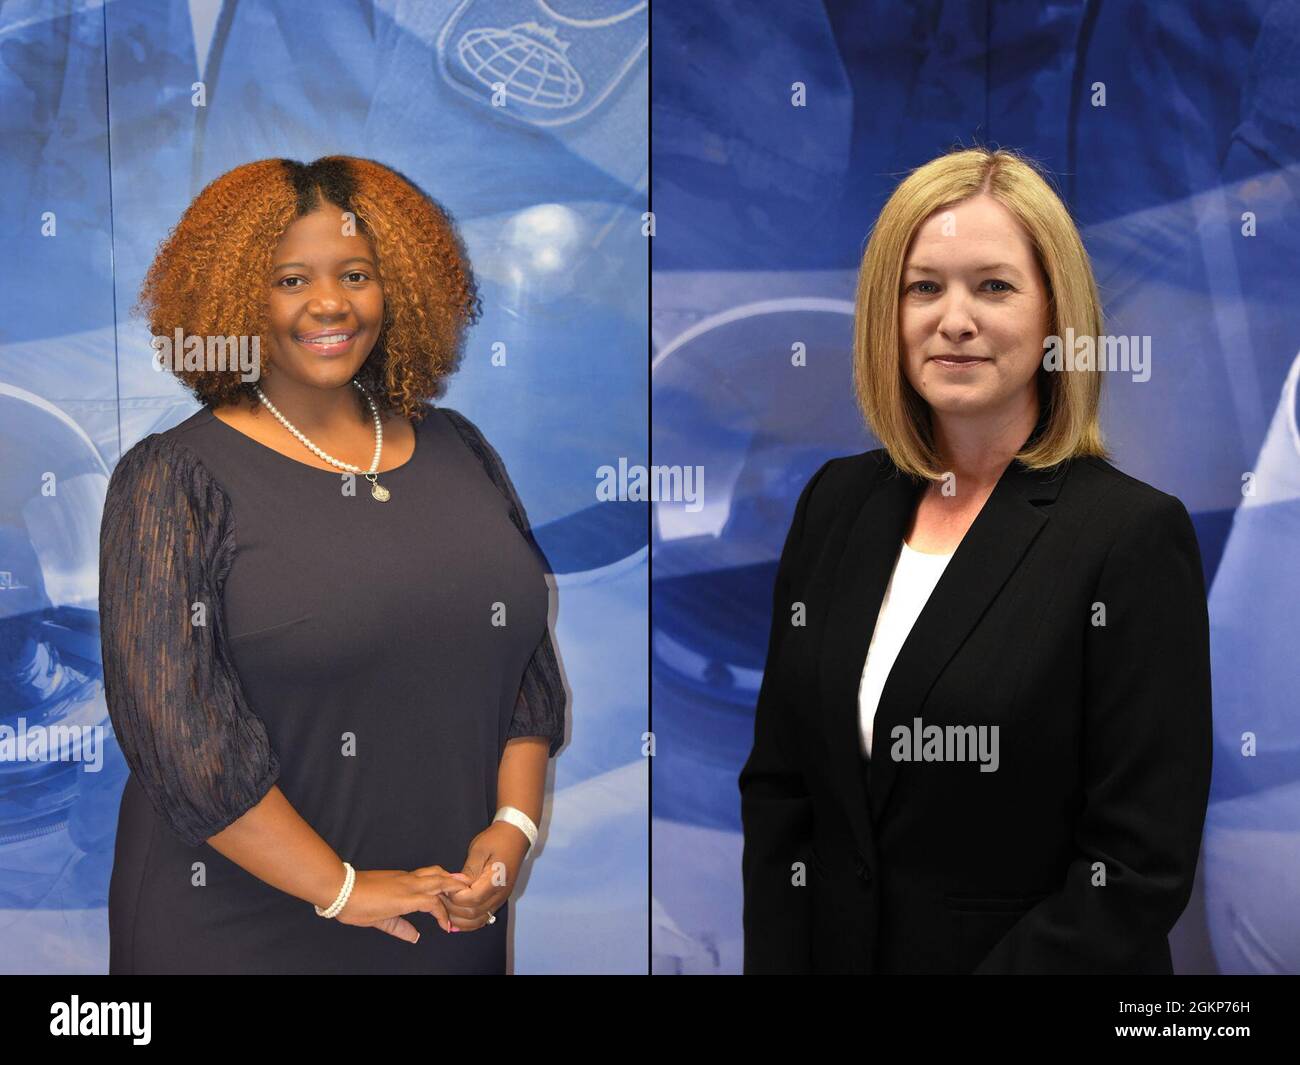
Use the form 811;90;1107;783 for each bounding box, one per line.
493;806;538;850
314;860;355;918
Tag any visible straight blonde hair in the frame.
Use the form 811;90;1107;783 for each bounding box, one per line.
852;146;1110;481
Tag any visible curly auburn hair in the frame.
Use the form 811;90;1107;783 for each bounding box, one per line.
133;156;483;421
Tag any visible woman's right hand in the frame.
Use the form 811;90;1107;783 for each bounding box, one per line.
331;868;465;941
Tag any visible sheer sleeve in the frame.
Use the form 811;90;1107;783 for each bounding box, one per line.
439;407;566;757
98;433;281;847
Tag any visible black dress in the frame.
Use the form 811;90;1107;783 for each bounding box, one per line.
98;402;565;974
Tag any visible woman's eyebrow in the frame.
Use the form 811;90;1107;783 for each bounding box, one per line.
905;261;1023;276
272;256;376;270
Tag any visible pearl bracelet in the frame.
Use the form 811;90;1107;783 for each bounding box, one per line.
493;806;538;850
315;860;356;918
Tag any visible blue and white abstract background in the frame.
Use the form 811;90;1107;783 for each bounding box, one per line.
651;0;1300;975
0;0;647;975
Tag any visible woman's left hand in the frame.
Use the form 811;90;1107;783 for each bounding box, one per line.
415;822;528;932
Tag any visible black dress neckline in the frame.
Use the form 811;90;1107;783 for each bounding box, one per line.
199;404;423;477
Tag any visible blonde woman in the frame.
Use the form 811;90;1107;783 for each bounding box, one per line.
739;146;1212;974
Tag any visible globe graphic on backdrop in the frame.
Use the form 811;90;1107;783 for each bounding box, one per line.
457;21;584;110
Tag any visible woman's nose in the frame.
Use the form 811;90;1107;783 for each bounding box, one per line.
937;294;977;341
307;287;350;314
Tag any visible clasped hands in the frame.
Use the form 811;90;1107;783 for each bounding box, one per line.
335;820;530;942
416;820;529;935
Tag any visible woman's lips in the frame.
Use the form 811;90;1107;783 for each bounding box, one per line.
931;355;990;369
294;332;356;356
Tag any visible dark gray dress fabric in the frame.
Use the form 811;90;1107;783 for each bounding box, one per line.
98;402;564;974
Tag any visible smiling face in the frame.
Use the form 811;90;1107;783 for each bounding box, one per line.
265;203;385;393
899;192;1050;426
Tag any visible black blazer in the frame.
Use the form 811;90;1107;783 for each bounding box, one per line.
738;445;1213;974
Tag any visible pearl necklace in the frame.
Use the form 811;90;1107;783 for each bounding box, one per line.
253;380;392;501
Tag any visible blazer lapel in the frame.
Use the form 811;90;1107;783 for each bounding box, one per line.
819;447;1069;856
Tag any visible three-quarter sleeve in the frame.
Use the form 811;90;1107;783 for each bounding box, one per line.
98;433;281;847
439;407;566;757
507;630;566;757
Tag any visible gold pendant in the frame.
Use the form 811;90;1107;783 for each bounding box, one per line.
371;482;391;502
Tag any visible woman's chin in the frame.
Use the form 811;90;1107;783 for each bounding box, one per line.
922;392;1000;417
271;355;370;390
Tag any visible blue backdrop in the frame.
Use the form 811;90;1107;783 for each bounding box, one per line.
0;0;647;975
651;0;1299;974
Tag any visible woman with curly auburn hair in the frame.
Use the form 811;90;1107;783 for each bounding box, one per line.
99;155;565;974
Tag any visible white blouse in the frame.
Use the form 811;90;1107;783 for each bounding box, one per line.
857;539;955;759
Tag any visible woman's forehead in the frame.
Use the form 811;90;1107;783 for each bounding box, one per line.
908;199;1035;266
274;209;375;257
